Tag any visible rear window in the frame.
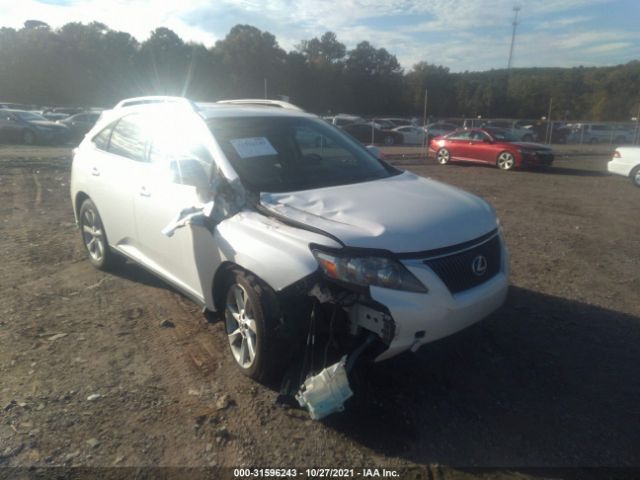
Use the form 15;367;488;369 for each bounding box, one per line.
92;123;115;151
108;115;147;162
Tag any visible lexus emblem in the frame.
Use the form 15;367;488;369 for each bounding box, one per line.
471;255;488;276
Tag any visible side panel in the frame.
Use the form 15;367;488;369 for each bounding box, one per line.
72;146;137;246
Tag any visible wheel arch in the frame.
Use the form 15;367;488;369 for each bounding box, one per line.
212;261;240;312
74;191;91;223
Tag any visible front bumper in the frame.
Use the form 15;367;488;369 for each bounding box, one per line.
369;236;509;361
607;158;634;177
521;151;554;166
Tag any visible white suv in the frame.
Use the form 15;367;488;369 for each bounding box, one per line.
71;97;509;385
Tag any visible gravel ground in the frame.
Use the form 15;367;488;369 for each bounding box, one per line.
0;145;638;479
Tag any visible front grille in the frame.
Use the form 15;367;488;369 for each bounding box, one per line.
424;234;501;294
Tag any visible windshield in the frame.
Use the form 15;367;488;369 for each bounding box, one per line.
16;111;47;122
485;128;519;142
207;116;398;193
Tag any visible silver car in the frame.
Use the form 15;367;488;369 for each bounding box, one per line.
71;98;508;410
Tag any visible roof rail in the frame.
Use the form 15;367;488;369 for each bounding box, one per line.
113;96;197;110
216;99;304;111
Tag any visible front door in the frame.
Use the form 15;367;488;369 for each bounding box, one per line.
132;123;220;303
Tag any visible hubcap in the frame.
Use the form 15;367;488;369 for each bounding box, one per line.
225;284;257;369
81;208;105;261
634;170;640;186
498;153;514;169
437;149;449;164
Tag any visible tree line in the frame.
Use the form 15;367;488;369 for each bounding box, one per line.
1;20;638;121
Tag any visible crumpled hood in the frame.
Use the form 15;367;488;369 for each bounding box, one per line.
260;171;498;253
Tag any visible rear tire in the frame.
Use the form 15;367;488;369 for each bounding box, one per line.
383;135;395;146
79;199;118;270
436;148;450;165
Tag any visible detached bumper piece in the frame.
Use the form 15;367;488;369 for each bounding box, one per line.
295;355;353;420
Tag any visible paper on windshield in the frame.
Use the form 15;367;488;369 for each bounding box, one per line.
230;137;278;159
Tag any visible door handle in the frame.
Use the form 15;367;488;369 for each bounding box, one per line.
139;186;151;197
90;167;100;176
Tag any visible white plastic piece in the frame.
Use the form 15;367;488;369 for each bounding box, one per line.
296;356;353;420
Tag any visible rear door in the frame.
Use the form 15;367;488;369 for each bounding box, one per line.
467;130;494;163
444;130;472;159
79;116;141;249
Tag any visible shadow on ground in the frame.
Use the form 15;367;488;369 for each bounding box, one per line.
325;286;640;467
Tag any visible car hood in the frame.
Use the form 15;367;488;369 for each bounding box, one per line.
510;142;551;150
259;171;497;253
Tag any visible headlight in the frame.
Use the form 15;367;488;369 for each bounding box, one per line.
311;249;428;293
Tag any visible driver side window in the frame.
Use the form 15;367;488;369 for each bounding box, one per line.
470;131;488;141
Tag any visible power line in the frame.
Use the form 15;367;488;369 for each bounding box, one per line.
507;6;521;71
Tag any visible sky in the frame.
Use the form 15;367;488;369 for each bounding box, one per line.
1;0;639;72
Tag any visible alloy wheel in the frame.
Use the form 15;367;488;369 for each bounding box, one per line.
225;284;258;369
437;148;450;164
497;152;515;170
81;207;105;262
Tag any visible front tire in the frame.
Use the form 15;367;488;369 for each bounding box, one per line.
383;135;395;146
497;151;516;170
436;148;451;165
631;166;640;187
79;199;117;270
223;270;294;382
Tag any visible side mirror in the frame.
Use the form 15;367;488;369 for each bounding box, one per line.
170;158;209;190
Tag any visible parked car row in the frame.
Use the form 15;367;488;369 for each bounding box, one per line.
0;104;102;146
0;109;71;145
426;124;640;188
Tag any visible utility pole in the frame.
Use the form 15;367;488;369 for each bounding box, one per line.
545;97;553;144
507;6;521;71
264;78;268;99
422;88;428;155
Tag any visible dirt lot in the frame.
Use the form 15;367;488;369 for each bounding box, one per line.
0;145;639;477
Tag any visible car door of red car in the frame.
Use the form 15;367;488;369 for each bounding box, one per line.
468;130;496;164
443;130;472;160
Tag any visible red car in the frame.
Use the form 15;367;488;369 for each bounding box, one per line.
429;127;554;170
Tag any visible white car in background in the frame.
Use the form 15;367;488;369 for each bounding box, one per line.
392;125;427;145
70;97;508;416
608;147;640;187
424;122;458;141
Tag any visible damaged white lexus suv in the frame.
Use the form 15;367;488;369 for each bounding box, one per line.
71;97;508;418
